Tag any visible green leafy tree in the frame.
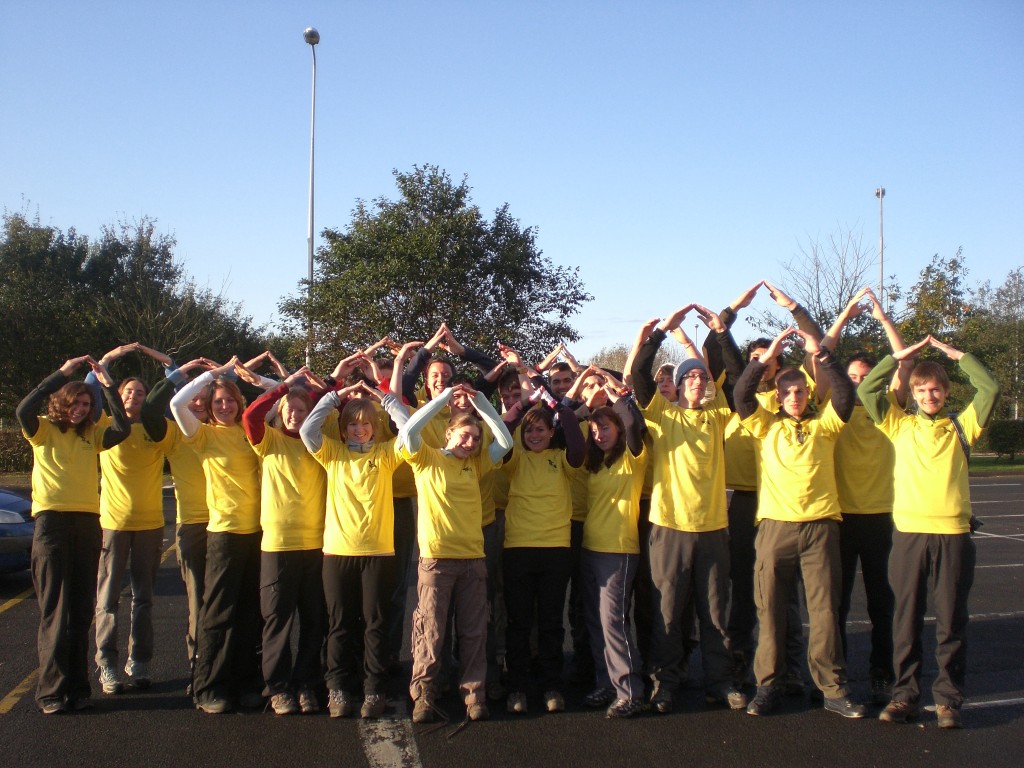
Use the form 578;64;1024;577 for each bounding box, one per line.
0;209;269;417
964;267;1023;419
279;165;592;370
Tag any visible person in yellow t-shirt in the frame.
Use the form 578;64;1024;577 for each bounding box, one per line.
820;287;907;704
629;304;748;714
398;383;513;724
735;327;865;719
85;342;177;695
171;357;262;715
300;363;411;721
242;367;327;717
17;356;131;714
499;393;584;716
860;335;999;729
579;388;648;719
141;358;215;691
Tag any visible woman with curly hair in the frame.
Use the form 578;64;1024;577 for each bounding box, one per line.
17;355;131;714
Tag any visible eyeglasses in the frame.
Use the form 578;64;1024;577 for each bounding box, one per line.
682;373;709;383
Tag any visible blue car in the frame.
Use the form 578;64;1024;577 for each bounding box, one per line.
0;488;34;574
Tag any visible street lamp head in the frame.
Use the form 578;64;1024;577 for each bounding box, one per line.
303;27;320;46
875;187;885;199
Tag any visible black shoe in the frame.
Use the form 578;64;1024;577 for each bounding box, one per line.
746;686;778;716
824;695;866;719
870;676;893;705
606;698;645;718
650;685;673;714
584;687;616;708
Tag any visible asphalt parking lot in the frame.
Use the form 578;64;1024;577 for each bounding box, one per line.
0;477;1021;768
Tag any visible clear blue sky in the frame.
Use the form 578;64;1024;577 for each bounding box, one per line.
3;1;1021;359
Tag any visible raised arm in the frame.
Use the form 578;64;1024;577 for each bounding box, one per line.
735;328;790;420
16;356;93;437
398;385;453;453
796;329;854;422
171;358;237;438
628;317;664;408
471;389;514;464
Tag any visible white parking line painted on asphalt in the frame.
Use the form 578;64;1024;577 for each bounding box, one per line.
976;563;1024;569
358;697;424;768
974;532;1024;541
971;483;1023;487
923;697;1024;712
845;609;1024;627
974;500;1023;504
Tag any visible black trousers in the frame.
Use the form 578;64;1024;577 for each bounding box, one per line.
193;531;262;704
503;547;571;692
889;531;975;708
838;513;894;681
31;511;101;707
260;549;325;694
323;554;396;695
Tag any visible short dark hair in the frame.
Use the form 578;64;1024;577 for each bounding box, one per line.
549;361;572;375
497;369;520;392
846;351;877;369
775;368;806;391
745;338;773;360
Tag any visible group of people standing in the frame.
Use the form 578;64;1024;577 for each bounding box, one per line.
17;280;997;731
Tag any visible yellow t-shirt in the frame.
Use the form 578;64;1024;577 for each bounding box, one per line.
569;420;590;522
25;418;111;516
502;448;574;548
251;426;327;551
420;410;498;526
187;422;261;534
401;441;495;559
582;446;648;554
643;390;731;532
162;420;209;525
723;390;777;492
876;403;981;534
99;420;170;531
835;402;895;515
312;438;404;556
742;402;845;523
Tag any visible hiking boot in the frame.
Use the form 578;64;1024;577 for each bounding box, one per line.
361;694;386;719
936;704;963;729
606;698;645;718
879;699;919;724
39;697;67;715
584;686;616;708
650;684;673;714
68;696;94;712
196;696;232;714
411;684;436;724
297;688;319;714
328;689;358;719
782;672;805;697
467;702;490;721
486;678;506;702
544;690;565;713
270;692;299;715
124;659;151;689
824;694;866;719
507;691;528;714
97;665;123;695
746;686;779;716
870;676;893;705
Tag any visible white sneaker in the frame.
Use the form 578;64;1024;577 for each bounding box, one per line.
98;665;123;695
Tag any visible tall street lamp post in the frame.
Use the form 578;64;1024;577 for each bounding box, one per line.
304;27;320;367
875;186;885;307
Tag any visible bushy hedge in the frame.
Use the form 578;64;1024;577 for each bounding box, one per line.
987;420;1024;462
0;428;32;473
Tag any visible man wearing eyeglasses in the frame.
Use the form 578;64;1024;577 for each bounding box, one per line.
629;303;748;715
734;327;865;719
